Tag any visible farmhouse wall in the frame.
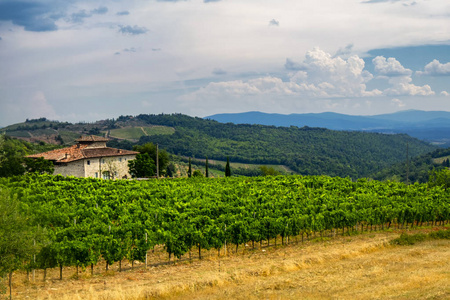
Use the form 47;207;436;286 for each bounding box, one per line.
54;160;85;177
84;155;135;179
85;142;107;149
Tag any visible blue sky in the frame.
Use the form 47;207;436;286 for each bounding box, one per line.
0;0;449;127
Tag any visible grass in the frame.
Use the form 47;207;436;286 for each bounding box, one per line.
9;226;450;299
106;126;175;140
391;229;450;245
433;155;450;164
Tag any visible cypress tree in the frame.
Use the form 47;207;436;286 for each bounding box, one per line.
188;157;192;178
225;157;231;177
205;156;209;178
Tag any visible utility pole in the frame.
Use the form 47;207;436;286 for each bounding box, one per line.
156;143;159;178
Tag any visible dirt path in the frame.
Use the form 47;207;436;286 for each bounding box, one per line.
140;127;148;136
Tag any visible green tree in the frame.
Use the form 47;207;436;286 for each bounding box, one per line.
193;170;203;177
225;157;231;177
133;143;169;176
23;157;54;175
0;188;45;299
128;153;156;178
0;135;25;177
166;163;176;178
188;157;192;178
260;166;280;176
205;156;209;178
428;169;450;190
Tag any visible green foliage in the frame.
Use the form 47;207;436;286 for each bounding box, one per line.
390;233;427;245
3;114;438;179
188;158;192;178
429;229;450;240
0;135;61;177
390;230;449;246
428;169;450;190
0;135;26;177
166;163;176;178
135;114;436;178
0;187;46;297
225;157;231;177
1;173;449;278
23;157;54;174
192;170;203;177
260;166;280;176
372;147;450;183
128;153;156;178
133;143;169;176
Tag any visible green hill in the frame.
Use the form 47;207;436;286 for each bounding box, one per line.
371;147;450;183
2;114;438;179
133;114;436;178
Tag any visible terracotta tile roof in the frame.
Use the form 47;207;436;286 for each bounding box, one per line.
27;145;138;163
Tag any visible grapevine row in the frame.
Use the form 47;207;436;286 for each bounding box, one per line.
1;174;449;277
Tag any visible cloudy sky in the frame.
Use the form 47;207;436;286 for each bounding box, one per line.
0;0;449;127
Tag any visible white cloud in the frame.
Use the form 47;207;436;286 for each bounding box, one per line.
1;91;59;125
291;48;380;97
1;0;450;124
441;91;449;96
27;91;59;120
417;59;450;76
181;47;441;113
371;55;436;96
372;56;412;76
391;98;406;107
182;48;382;104
384;76;435;96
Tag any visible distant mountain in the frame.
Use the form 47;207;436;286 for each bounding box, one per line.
206;110;450;146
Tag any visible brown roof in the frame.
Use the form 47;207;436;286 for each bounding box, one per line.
27;144;138;163
76;135;110;142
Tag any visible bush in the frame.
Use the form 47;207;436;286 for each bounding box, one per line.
390;229;449;245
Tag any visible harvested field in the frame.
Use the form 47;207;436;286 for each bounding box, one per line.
9;227;450;300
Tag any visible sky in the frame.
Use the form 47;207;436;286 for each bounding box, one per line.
0;0;449;127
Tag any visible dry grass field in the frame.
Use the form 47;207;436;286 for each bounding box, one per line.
9;226;450;300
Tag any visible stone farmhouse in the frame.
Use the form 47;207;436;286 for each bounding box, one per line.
27;136;138;179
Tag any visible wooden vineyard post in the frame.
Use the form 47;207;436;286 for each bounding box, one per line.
224;224;227;256
32;239;36;282
145;232;148;269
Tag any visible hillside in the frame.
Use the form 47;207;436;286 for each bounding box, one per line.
3;114;437;178
1;116;175;145
206;110;450;146
133;114;436;178
371;147;450;183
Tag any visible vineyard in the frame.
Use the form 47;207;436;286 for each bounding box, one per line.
1;174;450;281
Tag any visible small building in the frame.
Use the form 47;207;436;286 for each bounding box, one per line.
27;135;138;179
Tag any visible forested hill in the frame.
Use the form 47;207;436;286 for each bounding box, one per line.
206;110;450;147
132;114;436;178
371;147;450;183
3;114;437;178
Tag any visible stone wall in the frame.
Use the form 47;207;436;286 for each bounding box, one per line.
54;160;85;177
85;155;136;179
85;142;107;149
53;155;135;179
